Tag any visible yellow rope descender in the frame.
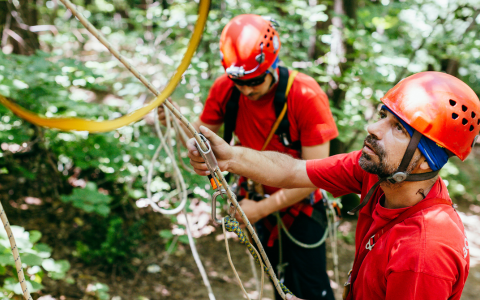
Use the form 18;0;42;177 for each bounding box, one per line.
0;0;210;132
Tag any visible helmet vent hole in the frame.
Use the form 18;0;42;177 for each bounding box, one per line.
472;112;476;119
267;28;270;32
270;37;273;41
462;105;468;112
264;35;267;39
449;100;456;106
452;113;459;120
470;125;474;132
478;119;480;125
462;118;468;125
267;43;270;47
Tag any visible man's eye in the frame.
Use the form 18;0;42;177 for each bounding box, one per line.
396;124;404;131
379;112;386;119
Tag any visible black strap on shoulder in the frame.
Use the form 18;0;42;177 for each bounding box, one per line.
275;66;301;150
223;87;240;144
223;67;300;150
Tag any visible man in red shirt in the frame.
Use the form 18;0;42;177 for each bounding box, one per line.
159;14;338;299
187;72;479;299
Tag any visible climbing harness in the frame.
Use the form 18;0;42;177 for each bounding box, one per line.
0;0;294;299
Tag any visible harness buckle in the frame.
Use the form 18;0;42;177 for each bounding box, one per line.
280;133;290;147
365;234;375;251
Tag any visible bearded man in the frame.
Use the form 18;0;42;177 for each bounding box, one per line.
187;72;477;300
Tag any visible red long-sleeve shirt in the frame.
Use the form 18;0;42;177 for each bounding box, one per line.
306;151;470;299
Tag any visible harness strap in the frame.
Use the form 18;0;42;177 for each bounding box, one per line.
345;198;453;300
223;67;299;150
223;87;241;145
274;67;301;150
262;69;298;150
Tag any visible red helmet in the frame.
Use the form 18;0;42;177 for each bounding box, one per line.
219;14;281;80
382;71;480;161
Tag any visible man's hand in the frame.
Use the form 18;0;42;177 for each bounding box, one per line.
234;199;267;226
157;100;179;127
187;126;235;175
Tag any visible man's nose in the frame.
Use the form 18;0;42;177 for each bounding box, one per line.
367;120;385;140
238;85;254;95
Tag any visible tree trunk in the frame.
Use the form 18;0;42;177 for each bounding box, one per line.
0;0;40;55
308;0;332;60
328;0;356;156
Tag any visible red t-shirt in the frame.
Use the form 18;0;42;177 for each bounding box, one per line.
200;71;338;195
306;151;470;300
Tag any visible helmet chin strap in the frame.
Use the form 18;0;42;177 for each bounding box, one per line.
348;130;440;215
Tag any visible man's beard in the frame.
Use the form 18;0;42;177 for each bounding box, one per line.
359;135;421;178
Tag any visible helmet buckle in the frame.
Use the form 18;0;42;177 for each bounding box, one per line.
390;172;407;183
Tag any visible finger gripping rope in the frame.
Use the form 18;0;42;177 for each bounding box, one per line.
224;216;293;297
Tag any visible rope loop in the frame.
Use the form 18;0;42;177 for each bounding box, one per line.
224;216;293;298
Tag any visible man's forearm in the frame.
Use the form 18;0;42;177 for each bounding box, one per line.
259;187;317;217
228;147;313;189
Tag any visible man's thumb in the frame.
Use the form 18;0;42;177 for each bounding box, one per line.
199;125;215;139
199;125;225;147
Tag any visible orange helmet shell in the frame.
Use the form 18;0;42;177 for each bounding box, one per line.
381;72;480;161
220;14;281;80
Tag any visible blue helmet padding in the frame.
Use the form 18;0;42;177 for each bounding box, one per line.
382;105;449;171
266;56;280;73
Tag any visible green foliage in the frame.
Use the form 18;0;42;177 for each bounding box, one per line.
86;282;110;300
1;2;480;297
0;226;70;297
74;217;145;266
61;182;113;217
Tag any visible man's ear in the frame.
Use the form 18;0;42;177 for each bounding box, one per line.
419;159;431;171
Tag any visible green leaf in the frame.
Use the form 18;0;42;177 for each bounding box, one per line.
33;243;52;258
21;253;43;266
42;258;70;274
178;235;189;244
28;231;42;244
159;230;173;239
60;182;112;217
0;254;14;266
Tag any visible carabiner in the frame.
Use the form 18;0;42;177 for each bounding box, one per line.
212;188;228;224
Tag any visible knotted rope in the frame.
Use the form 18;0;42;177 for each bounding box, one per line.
223;216;293;297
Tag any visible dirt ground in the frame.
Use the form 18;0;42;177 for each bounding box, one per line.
29;202;480;300
2;152;480;300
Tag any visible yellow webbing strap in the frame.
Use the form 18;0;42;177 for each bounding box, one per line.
0;0;210;132
261;70;299;151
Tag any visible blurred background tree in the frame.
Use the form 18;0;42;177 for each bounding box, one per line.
1;0;480;299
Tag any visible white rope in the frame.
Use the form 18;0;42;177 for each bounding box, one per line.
58;1;286;297
222;218;265;300
148;108;216;299
0;202;33;300
329;205;340;286
276;211;330;249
